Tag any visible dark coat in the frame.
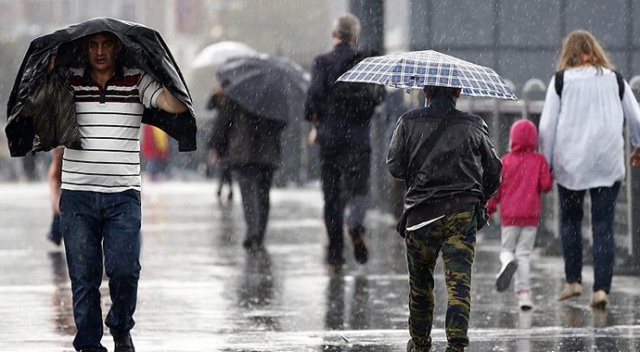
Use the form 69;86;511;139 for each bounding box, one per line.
304;43;384;148
387;96;502;234
5;17;197;157
208;96;284;168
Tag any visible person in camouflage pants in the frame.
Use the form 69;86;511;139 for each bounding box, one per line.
405;210;477;352
387;85;502;352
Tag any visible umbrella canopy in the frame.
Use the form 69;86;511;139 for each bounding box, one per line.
337;50;517;100
216;55;309;124
191;41;258;69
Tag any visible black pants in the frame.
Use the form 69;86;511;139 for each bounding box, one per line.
234;164;275;245
319;145;370;264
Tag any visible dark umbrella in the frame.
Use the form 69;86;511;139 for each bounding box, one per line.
6;17;196;156
216;55;309;125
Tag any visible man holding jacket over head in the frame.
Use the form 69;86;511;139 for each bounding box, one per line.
304;13;384;273
387;86;502;352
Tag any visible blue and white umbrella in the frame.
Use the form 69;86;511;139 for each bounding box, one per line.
337;50;517;100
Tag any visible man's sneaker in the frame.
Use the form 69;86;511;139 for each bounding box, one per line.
495;260;517;292
518;290;534;310
349;226;368;264
589;290;607;309
556;282;582;301
112;330;135;352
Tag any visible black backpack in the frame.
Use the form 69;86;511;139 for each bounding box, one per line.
554;69;624;100
328;52;386;121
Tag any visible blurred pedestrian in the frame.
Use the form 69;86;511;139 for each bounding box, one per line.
46;147;63;246
141;124;170;181
387;86;502;352
208;82;285;250
304;13;385;272
206;88;234;201
8;21;196;351
539;29;640;309
487;119;553;310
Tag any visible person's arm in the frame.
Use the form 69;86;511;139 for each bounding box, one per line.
621;80;640;167
538;75;561;168
48;147;63;215
156;88;187;114
538;154;554;192
304;56;327;123
479;125;502;201
386;116;408;180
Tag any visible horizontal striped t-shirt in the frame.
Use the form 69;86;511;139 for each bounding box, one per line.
61;67;163;193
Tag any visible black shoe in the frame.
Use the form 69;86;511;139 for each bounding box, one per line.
80;348;107;352
407;339;415;352
112;330;135;352
349;226;368;264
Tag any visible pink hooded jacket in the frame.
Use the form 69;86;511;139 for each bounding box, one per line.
487;119;553;226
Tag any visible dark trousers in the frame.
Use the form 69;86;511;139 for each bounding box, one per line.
235;164;275;245
60;189;141;351
405;209;477;352
319;146;370;264
558;182;621;293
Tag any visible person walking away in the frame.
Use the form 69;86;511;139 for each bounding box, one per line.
46;147;64;246
539;29;640;309
208;82;285;251
44;32;188;352
206;89;234;201
487;119;553;310
141;124;170;181
304;13;385;272
387;86;502;352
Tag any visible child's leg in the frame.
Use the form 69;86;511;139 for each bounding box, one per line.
514;226;538;293
500;226;519;266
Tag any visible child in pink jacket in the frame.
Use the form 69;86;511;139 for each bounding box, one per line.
487;119;553;310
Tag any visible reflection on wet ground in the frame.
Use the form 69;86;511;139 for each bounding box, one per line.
0;181;639;351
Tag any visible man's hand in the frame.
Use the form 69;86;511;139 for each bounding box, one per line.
630;148;640;168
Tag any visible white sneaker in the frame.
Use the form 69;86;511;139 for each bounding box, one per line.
518;291;534;310
496;260;518;292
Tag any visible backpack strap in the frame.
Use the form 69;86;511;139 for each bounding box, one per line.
615;71;625;100
555;69;624;100
554;70;564;98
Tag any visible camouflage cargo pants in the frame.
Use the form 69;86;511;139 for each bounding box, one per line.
405;209;477;352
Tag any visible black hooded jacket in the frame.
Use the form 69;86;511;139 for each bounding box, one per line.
5;17;197;157
387;96;502;236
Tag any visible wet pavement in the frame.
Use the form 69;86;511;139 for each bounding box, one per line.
1;180;640;352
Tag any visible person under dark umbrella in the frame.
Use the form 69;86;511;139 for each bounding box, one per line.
6;18;196;352
208;81;286;251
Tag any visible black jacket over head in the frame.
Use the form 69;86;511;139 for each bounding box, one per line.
387;96;502;236
5;17;197;157
304;43;384;148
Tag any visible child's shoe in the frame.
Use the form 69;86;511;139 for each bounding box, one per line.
495;260;517;292
518;290;534;310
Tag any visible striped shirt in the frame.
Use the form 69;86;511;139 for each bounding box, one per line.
61;67;163;193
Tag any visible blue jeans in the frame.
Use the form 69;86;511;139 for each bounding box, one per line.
60;189;142;351
557;182;620;293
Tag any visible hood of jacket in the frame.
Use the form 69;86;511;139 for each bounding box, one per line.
509;119;537;153
5;17;197;157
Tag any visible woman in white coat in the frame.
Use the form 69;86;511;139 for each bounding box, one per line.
539;29;640;309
